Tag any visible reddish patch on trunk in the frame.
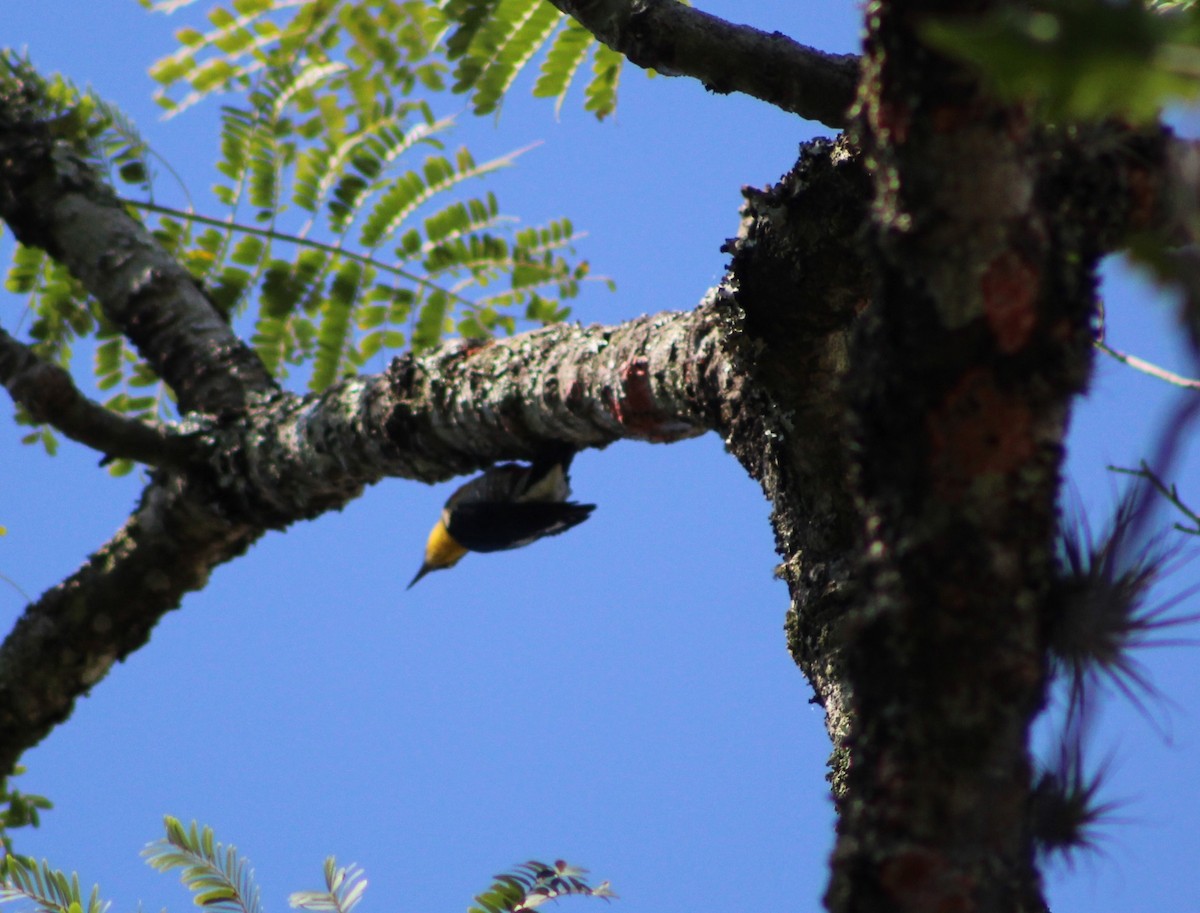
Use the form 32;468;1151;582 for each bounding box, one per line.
981;251;1039;354
566;377;586;410
606;359;672;441
927;369;1035;499
879;847;974;913
460;338;495;357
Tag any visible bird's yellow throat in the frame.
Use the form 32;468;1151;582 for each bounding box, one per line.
425;516;468;569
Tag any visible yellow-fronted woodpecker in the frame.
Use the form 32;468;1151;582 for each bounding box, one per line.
407;449;594;588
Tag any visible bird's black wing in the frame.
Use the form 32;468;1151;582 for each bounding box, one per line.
447;501;595;553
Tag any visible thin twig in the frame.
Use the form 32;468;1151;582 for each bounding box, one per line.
127;199;484;311
1111;460;1200;535
1094;339;1200;390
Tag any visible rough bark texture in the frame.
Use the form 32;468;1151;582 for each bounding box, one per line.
0;302;744;768
0;87;277;413
0;478;261;777
718;136;872;768
544;0;859;127
0;326;187;466
825;2;1098;910
0;10;1192;911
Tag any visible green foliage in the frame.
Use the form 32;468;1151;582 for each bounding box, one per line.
0;56;150;367
4;0;611;438
468;860;614;913
0;768;52;856
138;0;604;386
3;820;611;913
94;319;167;475
532;19;593;112
582;44;623;120
0;857;107;913
1;55;168;459
443;0;625;118
2;241;94;375
145;1;447;119
142;817;262;913
448;0;565;114
144;0;626;122
288;859;365;913
922;0;1200;122
0;53;152;191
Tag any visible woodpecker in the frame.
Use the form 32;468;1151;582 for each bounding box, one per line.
407;448;594;588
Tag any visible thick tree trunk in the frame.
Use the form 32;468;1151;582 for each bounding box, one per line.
824;2;1094;909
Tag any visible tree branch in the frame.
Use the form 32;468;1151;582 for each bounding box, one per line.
0;302;743;773
0;122;887;787
1095;338;1200;390
546;0;859;128
168;305;739;528
0;87;277;414
0;477;262;778
0;326;192;467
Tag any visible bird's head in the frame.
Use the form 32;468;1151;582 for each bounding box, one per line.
408;514;468;588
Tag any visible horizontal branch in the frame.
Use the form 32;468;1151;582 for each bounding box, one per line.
187;305;740;527
0;303;742;772
546;0;859;128
0;326;192;467
390;306;738;457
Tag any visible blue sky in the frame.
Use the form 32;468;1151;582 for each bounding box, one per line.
3;3;1200;912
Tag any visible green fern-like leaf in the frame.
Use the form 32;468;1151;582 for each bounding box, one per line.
142;817;263;913
293;102;436;216
468;861;614;913
420;193;504;247
440;0;626;119
288;858;366;913
311;259;364;388
0;768;53;852
247;119;282;217
15;256;94;366
0;857;107;913
4;243;49;295
461;0;563;115
357;145;522;249
584;43;623;119
532;19;593;114
444;0;502;61
0;0;607;406
325;115;454;234
149;0;343;116
255;251;328;374
413;288;450;351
